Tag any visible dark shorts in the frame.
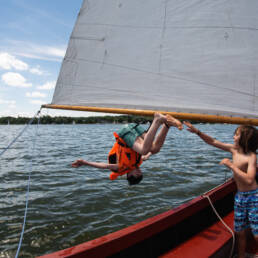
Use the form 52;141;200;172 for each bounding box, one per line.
234;189;258;235
118;123;146;148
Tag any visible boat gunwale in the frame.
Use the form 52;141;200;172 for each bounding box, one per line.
38;178;236;258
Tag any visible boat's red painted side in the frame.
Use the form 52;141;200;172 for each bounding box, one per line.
38;179;244;258
159;211;235;258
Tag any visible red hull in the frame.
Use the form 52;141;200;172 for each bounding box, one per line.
38;179;257;258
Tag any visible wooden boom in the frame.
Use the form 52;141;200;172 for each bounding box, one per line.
41;104;258;125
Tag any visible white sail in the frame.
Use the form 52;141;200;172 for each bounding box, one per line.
51;0;258;119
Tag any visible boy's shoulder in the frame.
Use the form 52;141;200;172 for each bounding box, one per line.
249;152;257;161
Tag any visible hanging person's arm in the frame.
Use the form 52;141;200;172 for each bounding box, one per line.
72;159;119;171
142;152;152;161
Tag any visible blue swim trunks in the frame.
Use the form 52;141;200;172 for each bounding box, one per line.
117;123;146;148
234;188;258;235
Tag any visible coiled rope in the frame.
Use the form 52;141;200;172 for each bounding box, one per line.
0;109;41;258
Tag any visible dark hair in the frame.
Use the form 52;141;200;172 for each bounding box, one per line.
235;125;258;154
127;174;143;185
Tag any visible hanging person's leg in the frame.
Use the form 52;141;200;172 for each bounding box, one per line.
132;113;182;155
149;114;183;154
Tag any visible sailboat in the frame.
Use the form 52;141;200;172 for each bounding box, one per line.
40;0;258;257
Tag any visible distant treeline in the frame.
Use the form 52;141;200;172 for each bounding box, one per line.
0;115;153;125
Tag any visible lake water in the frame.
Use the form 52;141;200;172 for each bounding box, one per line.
0;123;236;257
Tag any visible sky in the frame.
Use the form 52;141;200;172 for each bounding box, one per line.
0;0;105;117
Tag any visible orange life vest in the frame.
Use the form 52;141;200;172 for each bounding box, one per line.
108;132;142;180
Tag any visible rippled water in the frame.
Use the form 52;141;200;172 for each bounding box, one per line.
0;123;236;257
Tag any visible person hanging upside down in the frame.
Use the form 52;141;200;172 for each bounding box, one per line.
72;113;183;185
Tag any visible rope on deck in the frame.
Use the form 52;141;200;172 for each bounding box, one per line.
203;194;235;258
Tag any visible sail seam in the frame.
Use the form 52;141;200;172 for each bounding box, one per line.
71;36;105;41
158;0;168;74
76;23;258;31
64;57;258;98
253;73;257;111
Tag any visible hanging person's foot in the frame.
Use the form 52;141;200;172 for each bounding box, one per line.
153;112;167;125
166;115;183;130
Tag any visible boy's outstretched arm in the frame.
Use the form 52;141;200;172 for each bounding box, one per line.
72;159;119;171
183;121;233;152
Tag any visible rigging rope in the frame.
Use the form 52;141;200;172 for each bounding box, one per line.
0;110;41;257
15;111;41;258
202;194;235;258
0;110;41;157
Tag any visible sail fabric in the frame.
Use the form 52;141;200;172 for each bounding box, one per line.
52;0;258;118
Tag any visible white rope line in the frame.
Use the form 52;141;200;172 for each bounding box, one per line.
0;110;41;157
203;194;235;258
15;112;41;258
202;177;233;196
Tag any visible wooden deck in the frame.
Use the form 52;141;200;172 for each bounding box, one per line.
160;211;235;258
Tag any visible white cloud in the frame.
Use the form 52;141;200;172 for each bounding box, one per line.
44;47;65;58
30;99;46;105
0;99;16;110
29;66;44;75
0;52;46;76
0;99;16;105
37;80;56;90
26;91;46;98
0;110;32;117
0;52;28;71
5;40;66;62
2;72;32;88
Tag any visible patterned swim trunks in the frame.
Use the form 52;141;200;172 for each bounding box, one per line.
118;123;146;148
234;188;258;235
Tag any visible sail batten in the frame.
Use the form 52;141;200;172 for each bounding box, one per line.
49;0;258;124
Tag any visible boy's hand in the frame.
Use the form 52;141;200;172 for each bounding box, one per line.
72;159;85;167
219;158;232;168
142;152;152;161
183;121;198;134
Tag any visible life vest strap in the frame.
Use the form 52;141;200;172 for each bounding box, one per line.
113;132;128;147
